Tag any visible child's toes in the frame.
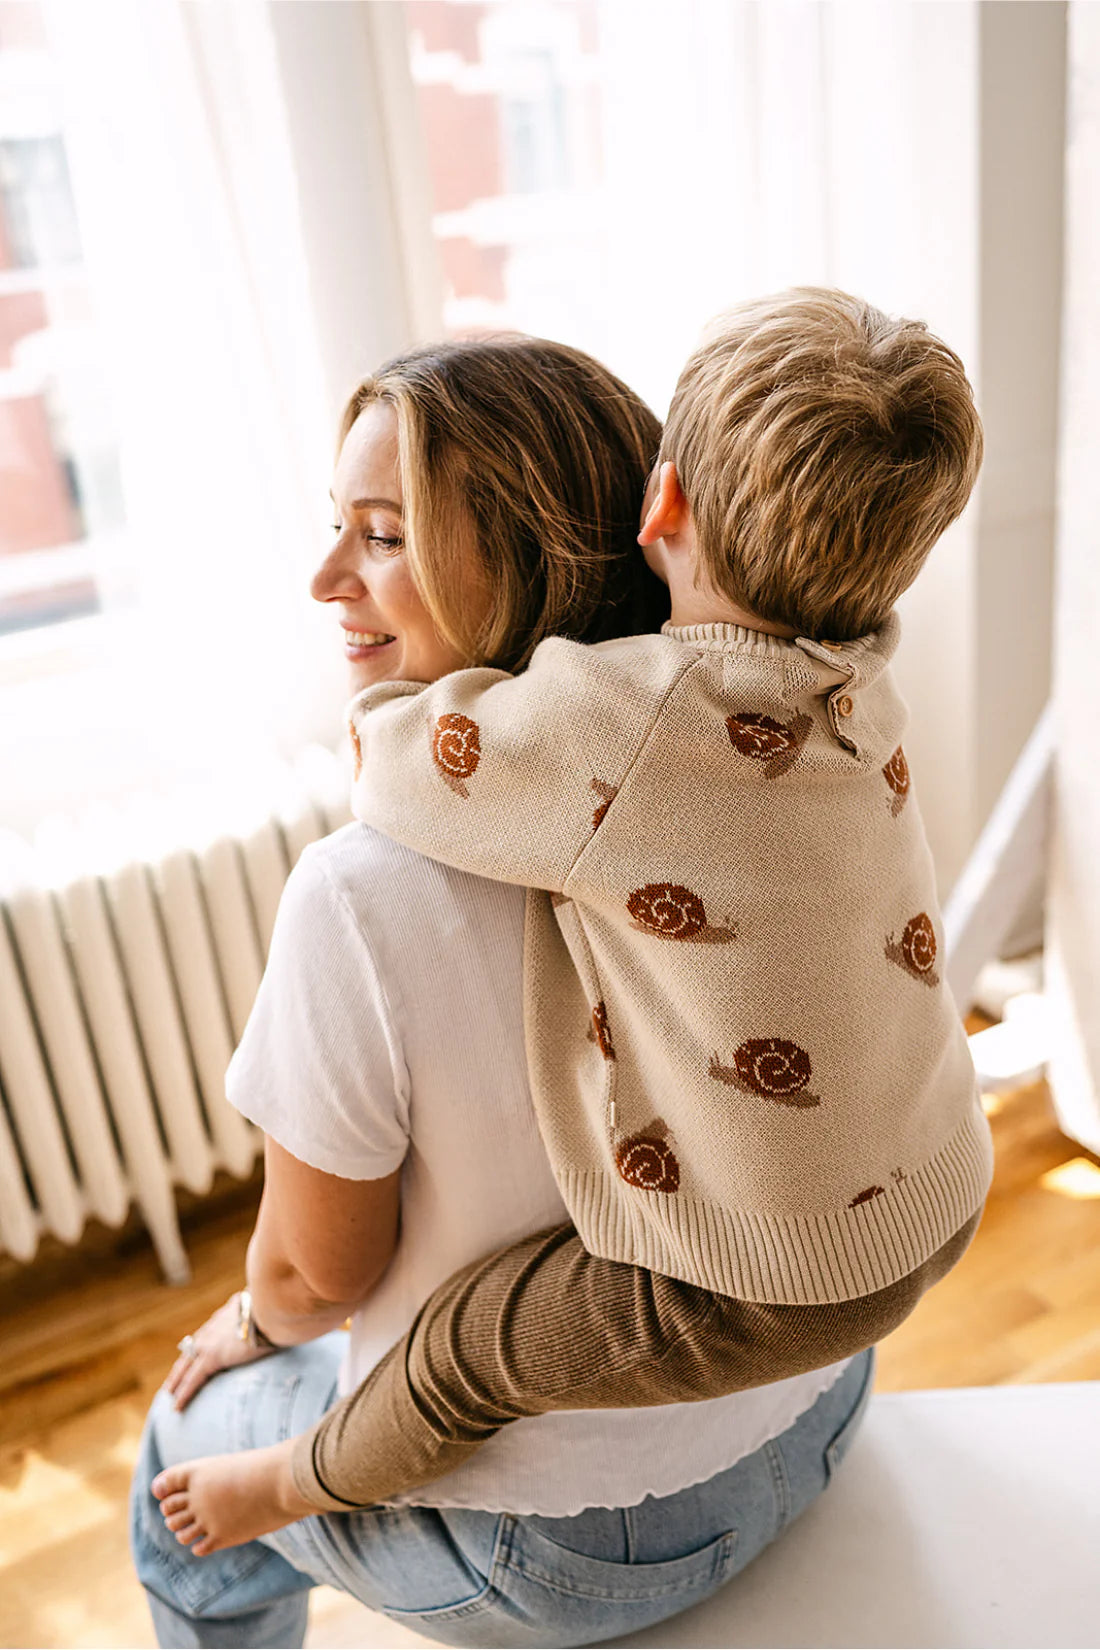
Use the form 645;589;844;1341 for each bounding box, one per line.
158;1493;190;1518
152;1467;188;1501
192;1535;219;1557
173;1521;206;1547
165;1508;195;1532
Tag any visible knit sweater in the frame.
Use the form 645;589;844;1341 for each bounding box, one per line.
347;613;993;1306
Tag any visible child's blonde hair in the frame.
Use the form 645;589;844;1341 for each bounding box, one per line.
661;287;983;641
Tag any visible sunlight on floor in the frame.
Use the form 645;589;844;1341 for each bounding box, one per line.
1;1447;118;1530
1039;1156;1100;1200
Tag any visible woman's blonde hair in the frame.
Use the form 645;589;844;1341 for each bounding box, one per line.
661;288;984;641
338;336;666;670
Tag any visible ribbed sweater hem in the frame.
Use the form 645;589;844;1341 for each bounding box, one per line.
561;1098;993;1305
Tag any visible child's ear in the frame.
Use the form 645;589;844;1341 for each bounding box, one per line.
638;462;689;545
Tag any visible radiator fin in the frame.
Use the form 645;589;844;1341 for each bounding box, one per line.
0;745;352;1280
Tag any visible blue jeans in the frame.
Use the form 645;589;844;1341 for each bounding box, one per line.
131;1336;874;1649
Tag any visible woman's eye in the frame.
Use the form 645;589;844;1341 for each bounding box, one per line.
364;533;404;555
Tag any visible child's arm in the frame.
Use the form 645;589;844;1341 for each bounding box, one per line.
348;634;691;892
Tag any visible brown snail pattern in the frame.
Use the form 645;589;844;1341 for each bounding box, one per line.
849;1184;885;1209
590;778;617;831
709;1038;820;1108
726;711;813;779
626;883;737;944
615;1122;680;1193
885;912;940;987
591;1001;616;1061
348;719;363;783
431;713;481;798
883;745;910;816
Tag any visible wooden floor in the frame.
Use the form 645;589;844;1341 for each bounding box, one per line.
1;1067;1098;1649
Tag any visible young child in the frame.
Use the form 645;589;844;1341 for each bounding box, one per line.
155;288;992;1549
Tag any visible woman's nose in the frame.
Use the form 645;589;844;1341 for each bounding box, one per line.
310;537;364;605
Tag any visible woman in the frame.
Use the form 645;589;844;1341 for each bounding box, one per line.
131;336;873;1650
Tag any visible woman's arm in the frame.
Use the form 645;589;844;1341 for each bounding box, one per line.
164;1142;400;1410
246;1138;401;1345
165;838;410;1409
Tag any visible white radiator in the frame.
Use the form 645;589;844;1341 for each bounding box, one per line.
0;745;352;1284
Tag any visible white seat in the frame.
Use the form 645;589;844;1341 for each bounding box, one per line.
307;1383;1100;1650
611;1383;1100;1649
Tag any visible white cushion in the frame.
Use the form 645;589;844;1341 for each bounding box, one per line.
307;1384;1100;1650
611;1383;1100;1648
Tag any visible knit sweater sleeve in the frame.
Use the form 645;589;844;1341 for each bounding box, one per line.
346;634;684;892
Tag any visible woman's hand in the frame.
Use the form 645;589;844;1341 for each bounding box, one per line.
164;1293;275;1411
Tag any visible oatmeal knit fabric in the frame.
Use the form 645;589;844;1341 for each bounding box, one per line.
347;614;993;1305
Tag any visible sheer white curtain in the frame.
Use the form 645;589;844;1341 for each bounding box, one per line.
2;1;437;836
42;0;333;776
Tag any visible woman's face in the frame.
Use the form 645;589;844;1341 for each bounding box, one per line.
312;401;472;692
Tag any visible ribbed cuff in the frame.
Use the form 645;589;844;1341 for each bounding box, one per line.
290;1420;364;1512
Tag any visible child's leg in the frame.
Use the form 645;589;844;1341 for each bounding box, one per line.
153;1438;316;1555
138;1336;343;1587
292;1211;980;1511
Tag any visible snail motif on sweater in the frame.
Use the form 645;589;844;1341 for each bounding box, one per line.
431;713;481;798
626;883;737;944
590;1001;616;1061
883;746;910;816
726;711;813;778
709;1038;821;1107
615;1119;680;1193
885;912;940;987
590;778;617;831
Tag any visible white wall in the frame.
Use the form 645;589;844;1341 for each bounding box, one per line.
1045;0;1100;1152
975;2;1065;831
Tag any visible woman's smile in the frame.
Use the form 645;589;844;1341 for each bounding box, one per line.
314;402;473;688
341;625;396;661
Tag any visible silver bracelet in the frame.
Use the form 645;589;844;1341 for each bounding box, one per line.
237;1287;278;1350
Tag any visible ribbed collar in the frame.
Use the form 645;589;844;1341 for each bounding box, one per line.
661;622;794;657
662;611;902;672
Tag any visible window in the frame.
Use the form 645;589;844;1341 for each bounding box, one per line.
499;50;569;196
402;0;811;412
0;133;81;267
406;0;604;346
0;1;125;638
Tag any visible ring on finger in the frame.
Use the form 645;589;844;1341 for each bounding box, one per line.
176;1334;197;1357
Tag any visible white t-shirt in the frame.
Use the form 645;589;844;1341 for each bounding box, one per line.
226;822;850;1516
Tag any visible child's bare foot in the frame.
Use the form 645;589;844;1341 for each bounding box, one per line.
151;1438;319;1555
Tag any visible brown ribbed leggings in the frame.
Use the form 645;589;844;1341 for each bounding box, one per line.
290;1212;980;1510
